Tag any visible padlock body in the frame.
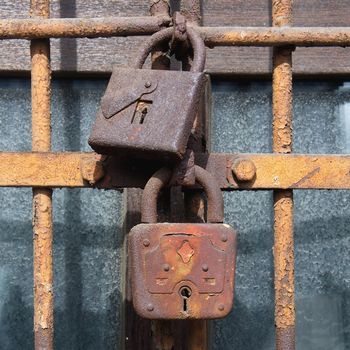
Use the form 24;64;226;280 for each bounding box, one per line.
129;223;237;319
88;67;206;162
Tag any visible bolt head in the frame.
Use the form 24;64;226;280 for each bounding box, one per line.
202;264;209;272
163;264;170;272
80;158;105;186
231;158;256;182
147;304;154;311
143;239;150;247
218;304;225;311
221;233;228;242
145;81;152;88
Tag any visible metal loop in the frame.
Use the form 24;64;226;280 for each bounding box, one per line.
134;27;206;72
141;165;224;223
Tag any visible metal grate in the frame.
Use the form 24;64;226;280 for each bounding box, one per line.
1;0;350;349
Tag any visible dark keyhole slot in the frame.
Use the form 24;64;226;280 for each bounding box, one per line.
180;287;191;298
131;100;152;124
179;286;192;312
139;107;147;124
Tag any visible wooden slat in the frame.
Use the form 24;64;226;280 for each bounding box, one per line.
1;0;350;74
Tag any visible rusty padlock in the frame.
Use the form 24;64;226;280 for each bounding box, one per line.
129;166;237;319
88;27;207;162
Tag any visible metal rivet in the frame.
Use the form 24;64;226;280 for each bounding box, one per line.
231;158;256;182
145;81;152;88
218;304;225;311
202;264;209;272
143;239;150;247
221;234;228;242
147;304;154;311
163;264;170;272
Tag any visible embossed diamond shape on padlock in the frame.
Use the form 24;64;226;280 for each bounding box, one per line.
129;166;237;320
88;27;207;162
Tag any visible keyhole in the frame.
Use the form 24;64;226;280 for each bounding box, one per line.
139;106;147;124
179;286;192;312
131;100;152;124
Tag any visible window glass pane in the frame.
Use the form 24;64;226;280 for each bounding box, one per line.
295;190;350;350
0;78;123;350
213;191;274;350
211;80;350;350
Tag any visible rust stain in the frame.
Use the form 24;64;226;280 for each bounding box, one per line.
272;0;293;27
272;47;293;154
288;166;320;188
273;191;295;329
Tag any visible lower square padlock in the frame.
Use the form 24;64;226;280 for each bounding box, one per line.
129;222;237;319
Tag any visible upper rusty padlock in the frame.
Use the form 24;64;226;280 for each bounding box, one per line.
129;166;237;319
88;26;207;162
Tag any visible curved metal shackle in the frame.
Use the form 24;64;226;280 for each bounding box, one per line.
141;165;224;224
134;27;206;73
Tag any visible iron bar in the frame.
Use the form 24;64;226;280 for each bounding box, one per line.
0;16;171;39
1;18;350;47
31;1;53;349
272;1;295;349
197;26;350;47
0;152;349;190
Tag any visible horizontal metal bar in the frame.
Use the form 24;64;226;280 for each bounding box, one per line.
0;152;349;190
198;27;350;47
0;16;171;39
0;19;350;47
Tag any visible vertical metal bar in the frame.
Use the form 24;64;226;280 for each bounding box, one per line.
272;1;295;350
30;1;53;349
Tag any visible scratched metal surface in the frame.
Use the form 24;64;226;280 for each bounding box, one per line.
212;80;350;350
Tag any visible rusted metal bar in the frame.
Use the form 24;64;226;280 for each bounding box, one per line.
0;152;350;190
2;19;350;47
0;16;171;39
272;1;295;349
197;26;350;47
30;1;53;349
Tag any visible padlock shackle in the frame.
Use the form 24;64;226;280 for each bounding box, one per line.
134;27;206;73
194;165;224;223
141;165;224;223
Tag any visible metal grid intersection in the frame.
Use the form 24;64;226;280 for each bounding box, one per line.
2;0;349;349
